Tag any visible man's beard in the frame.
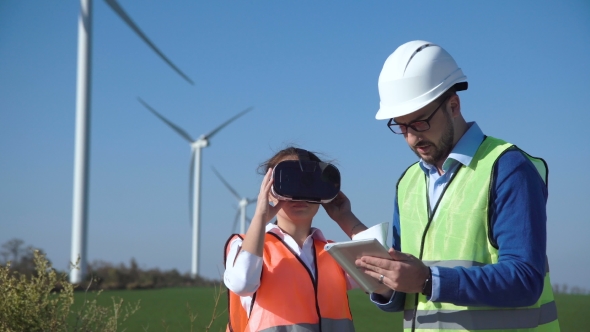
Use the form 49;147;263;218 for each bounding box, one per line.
411;111;454;166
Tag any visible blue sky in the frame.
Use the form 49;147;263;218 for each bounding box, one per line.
1;1;589;289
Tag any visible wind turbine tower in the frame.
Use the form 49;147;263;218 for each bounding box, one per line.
139;99;252;277
70;0;193;284
70;0;92;284
212;167;257;234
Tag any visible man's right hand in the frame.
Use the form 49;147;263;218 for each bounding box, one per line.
356;248;430;295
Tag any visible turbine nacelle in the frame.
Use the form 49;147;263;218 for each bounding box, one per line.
192;138;209;149
238;198;248;208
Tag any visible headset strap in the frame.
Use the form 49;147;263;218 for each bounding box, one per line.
294;148;316;172
295;148;310;161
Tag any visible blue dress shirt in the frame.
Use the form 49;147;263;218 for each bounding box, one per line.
373;122;548;310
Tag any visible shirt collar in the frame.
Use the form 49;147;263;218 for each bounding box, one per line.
419;122;484;173
265;222;327;242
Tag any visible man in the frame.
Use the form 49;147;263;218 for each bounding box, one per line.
326;40;560;331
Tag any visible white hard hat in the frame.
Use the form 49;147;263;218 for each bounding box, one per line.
375;40;468;120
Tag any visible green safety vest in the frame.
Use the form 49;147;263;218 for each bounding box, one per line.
397;136;559;332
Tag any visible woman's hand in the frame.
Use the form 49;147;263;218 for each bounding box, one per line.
242;168;284;257
253;168;284;224
322;191;353;223
323;191;365;237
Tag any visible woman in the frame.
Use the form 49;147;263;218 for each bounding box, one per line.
223;147;367;332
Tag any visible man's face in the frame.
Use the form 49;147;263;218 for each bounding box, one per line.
393;96;456;166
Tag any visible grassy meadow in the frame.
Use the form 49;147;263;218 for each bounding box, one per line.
72;287;589;331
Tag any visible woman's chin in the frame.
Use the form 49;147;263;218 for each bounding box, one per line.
279;210;315;223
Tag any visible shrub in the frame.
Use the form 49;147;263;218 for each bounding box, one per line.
0;249;139;332
0;250;72;331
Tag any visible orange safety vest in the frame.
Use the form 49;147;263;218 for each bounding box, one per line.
224;232;354;332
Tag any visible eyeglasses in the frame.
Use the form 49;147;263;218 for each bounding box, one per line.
387;96;450;134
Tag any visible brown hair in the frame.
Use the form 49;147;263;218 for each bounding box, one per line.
257;146;323;175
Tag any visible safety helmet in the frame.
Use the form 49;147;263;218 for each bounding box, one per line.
375;40;468;120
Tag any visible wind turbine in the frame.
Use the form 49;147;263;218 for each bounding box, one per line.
138;98;253;278
70;0;193;284
211;167;257;234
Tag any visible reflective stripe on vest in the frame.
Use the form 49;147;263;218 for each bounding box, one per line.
423;258;550;272
259;318;355;332
403;301;558;330
397;136;559;332
224;233;354;332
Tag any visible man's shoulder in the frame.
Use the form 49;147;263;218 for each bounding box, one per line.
496;146;543;170
482;136;544;167
497;146;529;164
494;146;546;187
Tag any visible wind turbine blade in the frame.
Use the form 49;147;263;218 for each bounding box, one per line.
232;209;241;234
247;198;258;205
188;148;195;227
104;0;194;85
138;98;194;142
204;107;253;140
211;166;241;200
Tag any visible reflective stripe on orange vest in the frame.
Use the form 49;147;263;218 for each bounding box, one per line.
224;232;354;332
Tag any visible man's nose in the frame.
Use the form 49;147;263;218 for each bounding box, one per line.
405;126;422;138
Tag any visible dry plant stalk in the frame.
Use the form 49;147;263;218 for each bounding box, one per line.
182;281;227;332
205;282;227;332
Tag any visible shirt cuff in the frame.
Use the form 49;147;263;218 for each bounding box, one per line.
430;266;440;301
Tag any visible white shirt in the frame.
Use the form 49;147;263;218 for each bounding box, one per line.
224;223;378;315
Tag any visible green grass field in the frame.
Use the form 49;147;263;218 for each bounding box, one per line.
72;287;589;331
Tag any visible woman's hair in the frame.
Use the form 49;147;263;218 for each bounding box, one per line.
257;146;322;175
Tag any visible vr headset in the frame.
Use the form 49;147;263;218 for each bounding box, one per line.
271;149;341;203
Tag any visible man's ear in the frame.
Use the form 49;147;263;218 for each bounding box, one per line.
449;95;461;117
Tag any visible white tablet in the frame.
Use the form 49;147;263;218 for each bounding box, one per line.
324;238;391;293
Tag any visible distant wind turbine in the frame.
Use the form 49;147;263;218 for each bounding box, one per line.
138;98;253;277
211;167;257;234
70;0;194;284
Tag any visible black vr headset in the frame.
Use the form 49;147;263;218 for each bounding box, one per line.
271;149;341;204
